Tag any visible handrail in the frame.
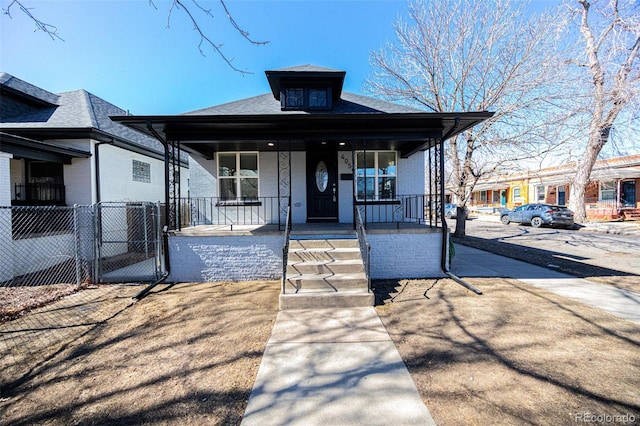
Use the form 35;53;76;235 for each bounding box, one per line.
281;205;292;294
355;207;371;293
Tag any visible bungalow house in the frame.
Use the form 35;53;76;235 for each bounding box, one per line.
0;73;188;284
114;65;492;308
465;154;640;220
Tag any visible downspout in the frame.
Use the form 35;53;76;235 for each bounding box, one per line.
134;121;171;299
94;139;114;203
438;118;482;295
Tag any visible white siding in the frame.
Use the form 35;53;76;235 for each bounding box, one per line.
96;144;189;203
338;150;354;223
64;157;93;205
259;152;278;196
290;152;307;223
189;154;218;198
1;153;13;207
398;153;426;195
0;153;12;281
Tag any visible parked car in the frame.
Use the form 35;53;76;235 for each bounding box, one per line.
444;203;458;219
500;204;574;228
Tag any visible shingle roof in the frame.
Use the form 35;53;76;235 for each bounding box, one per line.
184;91;423;116
0;74;165;157
0;72;59;106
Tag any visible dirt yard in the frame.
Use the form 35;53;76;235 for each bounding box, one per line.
375;278;640;426
1;277;639;425
1;281;280;425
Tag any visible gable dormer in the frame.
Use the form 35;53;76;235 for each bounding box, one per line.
265;65;346;112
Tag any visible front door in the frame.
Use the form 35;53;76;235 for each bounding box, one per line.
621;180;636;207
307;149;338;222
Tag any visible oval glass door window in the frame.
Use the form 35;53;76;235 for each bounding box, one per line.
315;161;329;192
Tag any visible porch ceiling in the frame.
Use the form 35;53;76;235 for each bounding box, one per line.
112;112;493;159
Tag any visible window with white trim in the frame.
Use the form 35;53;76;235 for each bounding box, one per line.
600;181;616;201
513;187;521;200
536;185;546;202
218;152;258;200
356;151;397;200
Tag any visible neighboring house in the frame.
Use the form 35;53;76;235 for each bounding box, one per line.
464;154;640;220
114;65;492;289
0;72;189;207
0;73;189;284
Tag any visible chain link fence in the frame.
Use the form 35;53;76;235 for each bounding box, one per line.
0;203;162;322
96;202;162;283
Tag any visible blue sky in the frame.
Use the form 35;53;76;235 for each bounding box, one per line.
1;0;562;115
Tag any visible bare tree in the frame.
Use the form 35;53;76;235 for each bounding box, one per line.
2;0;268;74
366;0;571;236
567;0;640;222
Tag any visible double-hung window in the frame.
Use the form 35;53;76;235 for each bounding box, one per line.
218;153;258;201
536;185;546;202
356;151;397;201
600;181;616;201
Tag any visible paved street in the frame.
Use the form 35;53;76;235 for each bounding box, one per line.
452;215;640;277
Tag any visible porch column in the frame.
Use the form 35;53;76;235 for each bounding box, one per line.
276;140;292;230
162;138;181;232
0;152;12;282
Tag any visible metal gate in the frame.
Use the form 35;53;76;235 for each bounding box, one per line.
96;202;163;283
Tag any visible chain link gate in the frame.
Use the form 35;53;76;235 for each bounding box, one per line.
95;202;163;284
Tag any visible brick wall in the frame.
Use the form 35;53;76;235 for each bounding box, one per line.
167;234;283;282
369;230;444;279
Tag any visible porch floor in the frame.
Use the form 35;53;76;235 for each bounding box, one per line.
172;222;442;237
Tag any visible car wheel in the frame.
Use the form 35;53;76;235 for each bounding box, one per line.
531;217;543;228
500;215;510;225
446;211;453;219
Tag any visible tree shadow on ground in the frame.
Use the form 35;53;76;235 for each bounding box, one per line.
0;281;280;426
374;278;640;425
453;235;638;280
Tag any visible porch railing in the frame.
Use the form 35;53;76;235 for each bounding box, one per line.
356;194;442;227
13;183;66;206
355;207;371;293
178;196;286;229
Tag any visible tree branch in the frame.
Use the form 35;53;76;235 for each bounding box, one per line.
2;0;64;41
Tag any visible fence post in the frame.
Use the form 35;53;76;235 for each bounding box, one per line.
93;203;101;283
143;203;149;260
156;201;163;276
73;204;82;286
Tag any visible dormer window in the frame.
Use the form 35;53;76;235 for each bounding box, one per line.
309;88;328;108
284;88;304;108
281;86;331;111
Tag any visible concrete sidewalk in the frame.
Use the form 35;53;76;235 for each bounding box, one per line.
451;244;640;324
241;308;436;426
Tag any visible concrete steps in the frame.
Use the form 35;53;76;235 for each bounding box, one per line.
280;237;373;310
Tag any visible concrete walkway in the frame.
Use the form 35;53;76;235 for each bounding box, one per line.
242;234;639;425
241;308;436;426
451;244;640;324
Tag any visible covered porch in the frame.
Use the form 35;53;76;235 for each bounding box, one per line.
112;65;492;290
